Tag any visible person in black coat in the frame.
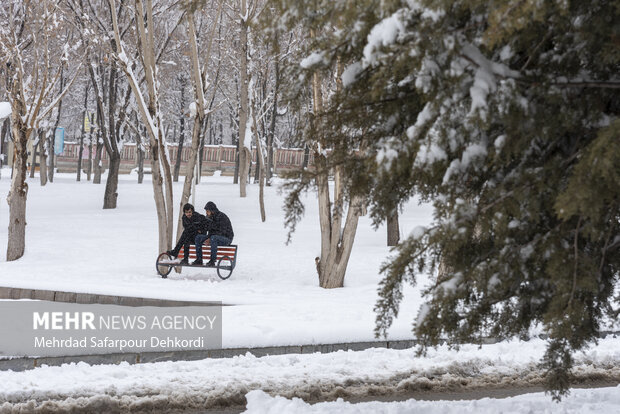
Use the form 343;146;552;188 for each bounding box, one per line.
193;201;234;266
167;203;207;264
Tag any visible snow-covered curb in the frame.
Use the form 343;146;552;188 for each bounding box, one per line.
1;337;619;412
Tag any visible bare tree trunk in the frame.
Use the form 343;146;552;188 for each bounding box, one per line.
104;154;120;208
77;132;84;182
321;197;364;288
137;145;145;183
310;44;331;285
3;5;80;261
302;144;309;168
232;110;240;183
93;130;103;184
253;110;266;222
48;133;55;183
387;210;400;246
173;75;187;182
176;116;202;242
48;66;64;184
29;138;38;178
39;130;48;186
176;6;204;238
110;0;174;253
137;124;145;184
238;0;249;197
173;118;184;182
197;131;204;184
315;155;332;286
86;131;93;181
234;150;240;183
311;44;363;288
266;62;279;184
7;106;30;261
98;61;123;209
89;57;108;188
77;88;89;182
175;3;223;239
259;160;265;221
252;147;258;183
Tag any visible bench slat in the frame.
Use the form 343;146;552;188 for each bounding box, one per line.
178;244;237;261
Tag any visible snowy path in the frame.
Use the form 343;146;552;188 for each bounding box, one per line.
1;337;619;412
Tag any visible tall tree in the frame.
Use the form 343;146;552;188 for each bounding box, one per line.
386;211;399;247
237;0;251;197
76;83;90;182
368;1;620;398
1;0;80;260
173;73;188;183
267;0;620;397
109;0;175;252
265;2;366;289
46;64;65;184
67;0;134;208
173;0;224;244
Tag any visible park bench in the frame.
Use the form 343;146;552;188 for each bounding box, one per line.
156;244;238;280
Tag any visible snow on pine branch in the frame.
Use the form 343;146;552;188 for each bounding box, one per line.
341;62;363;87
362;4;444;69
300;51;326;69
460;44;521;118
362;10;407;68
442;142;488;184
375;137;401;170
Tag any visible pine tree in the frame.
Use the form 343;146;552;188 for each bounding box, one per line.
265;0;620;397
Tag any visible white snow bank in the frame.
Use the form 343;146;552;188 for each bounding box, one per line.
244;385;620;413
1;337;619;411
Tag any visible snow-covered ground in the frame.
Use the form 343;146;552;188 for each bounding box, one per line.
0;337;619;412
0;170;434;348
245;386;620;414
1;170;620;412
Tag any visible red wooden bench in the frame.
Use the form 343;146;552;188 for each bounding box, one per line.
156;244;238;280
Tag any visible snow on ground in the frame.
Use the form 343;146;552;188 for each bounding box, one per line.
0;170;433;348
0;337;619;412
2;170;620;412
245;386;620;414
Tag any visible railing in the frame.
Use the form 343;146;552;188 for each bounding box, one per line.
55;142;314;175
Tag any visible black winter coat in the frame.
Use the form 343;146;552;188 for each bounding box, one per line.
183;211;207;235
203;209;234;241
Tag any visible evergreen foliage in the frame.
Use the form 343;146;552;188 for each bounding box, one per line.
264;0;620;397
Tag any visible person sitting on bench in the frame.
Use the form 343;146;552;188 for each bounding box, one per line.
193;201;234;267
167;203;207;264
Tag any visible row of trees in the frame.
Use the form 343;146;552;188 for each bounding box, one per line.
0;0;304;260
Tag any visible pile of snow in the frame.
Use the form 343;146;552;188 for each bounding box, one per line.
244;386;620;414
0;337;619;412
